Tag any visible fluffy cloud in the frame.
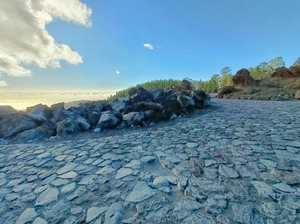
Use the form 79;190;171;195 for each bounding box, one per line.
0;80;8;87
116;71;120;74
0;0;92;77
143;43;154;50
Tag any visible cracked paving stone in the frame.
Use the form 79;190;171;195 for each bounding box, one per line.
219;165;239;179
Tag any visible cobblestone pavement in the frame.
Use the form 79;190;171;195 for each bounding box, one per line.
1;99;300;224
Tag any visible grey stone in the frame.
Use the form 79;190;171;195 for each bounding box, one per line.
35;187;59;206
125;181;156;202
115;168;133;179
43;200;71;219
232;203;264;224
33;217;47;224
59;171;78;179
57;162;78;175
219;165;239;178
70;207;83;215
104;202;123;224
79;175;98;185
165;176;178;185
86;206;108;223
124;160;142;170
205;197;227;214
251;181;275;198
16;208;37;224
272;183;296;193
96;166;116;175
260;159;277;168
51;179;69;187
153;176;169;188
182;214;216;224
173;199;202;220
61;183;76;194
141;156;157;163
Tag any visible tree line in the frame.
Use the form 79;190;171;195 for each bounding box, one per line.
107;56;300;99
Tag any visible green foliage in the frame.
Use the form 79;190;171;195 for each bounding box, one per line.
107;79;183;100
219;67;233;88
249;57;286;80
107;56;298;99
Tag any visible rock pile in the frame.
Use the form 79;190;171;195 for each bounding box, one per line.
0;82;211;142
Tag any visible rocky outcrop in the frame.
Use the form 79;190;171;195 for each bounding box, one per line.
289;66;300;77
0;114;37;138
271;66;295;78
1;82;211;142
218;86;235;98
0;106;18;116
233;68;255;87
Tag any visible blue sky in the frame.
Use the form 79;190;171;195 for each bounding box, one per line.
1;0;300;91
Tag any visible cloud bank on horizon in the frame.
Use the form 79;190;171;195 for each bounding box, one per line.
0;0;92;86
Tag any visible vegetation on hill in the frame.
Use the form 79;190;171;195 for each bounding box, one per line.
107;56;299;100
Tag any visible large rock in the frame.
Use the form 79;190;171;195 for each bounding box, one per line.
67;103;86;116
0;114;37;138
129;87;154;104
289;66;300;77
122;112;145;126
0;106;18;116
271;66;295;78
233;68;254;87
15;121;56;142
110;99;128;113
97;112;120;129
177;95;195;108
151;88;165;102
123;102;164;114
56;115;90;137
87;111;101;126
160;90;180;117
218;86;235;98
26;104;52;123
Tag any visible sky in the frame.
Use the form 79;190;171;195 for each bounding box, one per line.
0;0;300;91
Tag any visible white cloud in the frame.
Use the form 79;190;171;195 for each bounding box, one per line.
143;43;154;50
0;0;92;77
0;80;8;87
116;71;120;74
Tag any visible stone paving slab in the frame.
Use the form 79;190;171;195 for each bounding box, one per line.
0;99;300;223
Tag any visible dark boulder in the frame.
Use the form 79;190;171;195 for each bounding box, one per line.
56;115;90;137
129;87;154;104
97;112;121;129
123;102;164;114
15;121;56;142
271;66;297;78
233;68;254;87
56;119;80;137
218;86;235;98
110;99;127;113
151;88;165;102
122;112;145;126
192;90;211;108
160;90;180;117
67;103;86;116
0;106;18;116
289;66;300;77
87;111;101;126
0;114;37;138
177;95;195;108
26;104;52;123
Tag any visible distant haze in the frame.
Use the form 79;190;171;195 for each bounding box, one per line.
0;90;118;110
